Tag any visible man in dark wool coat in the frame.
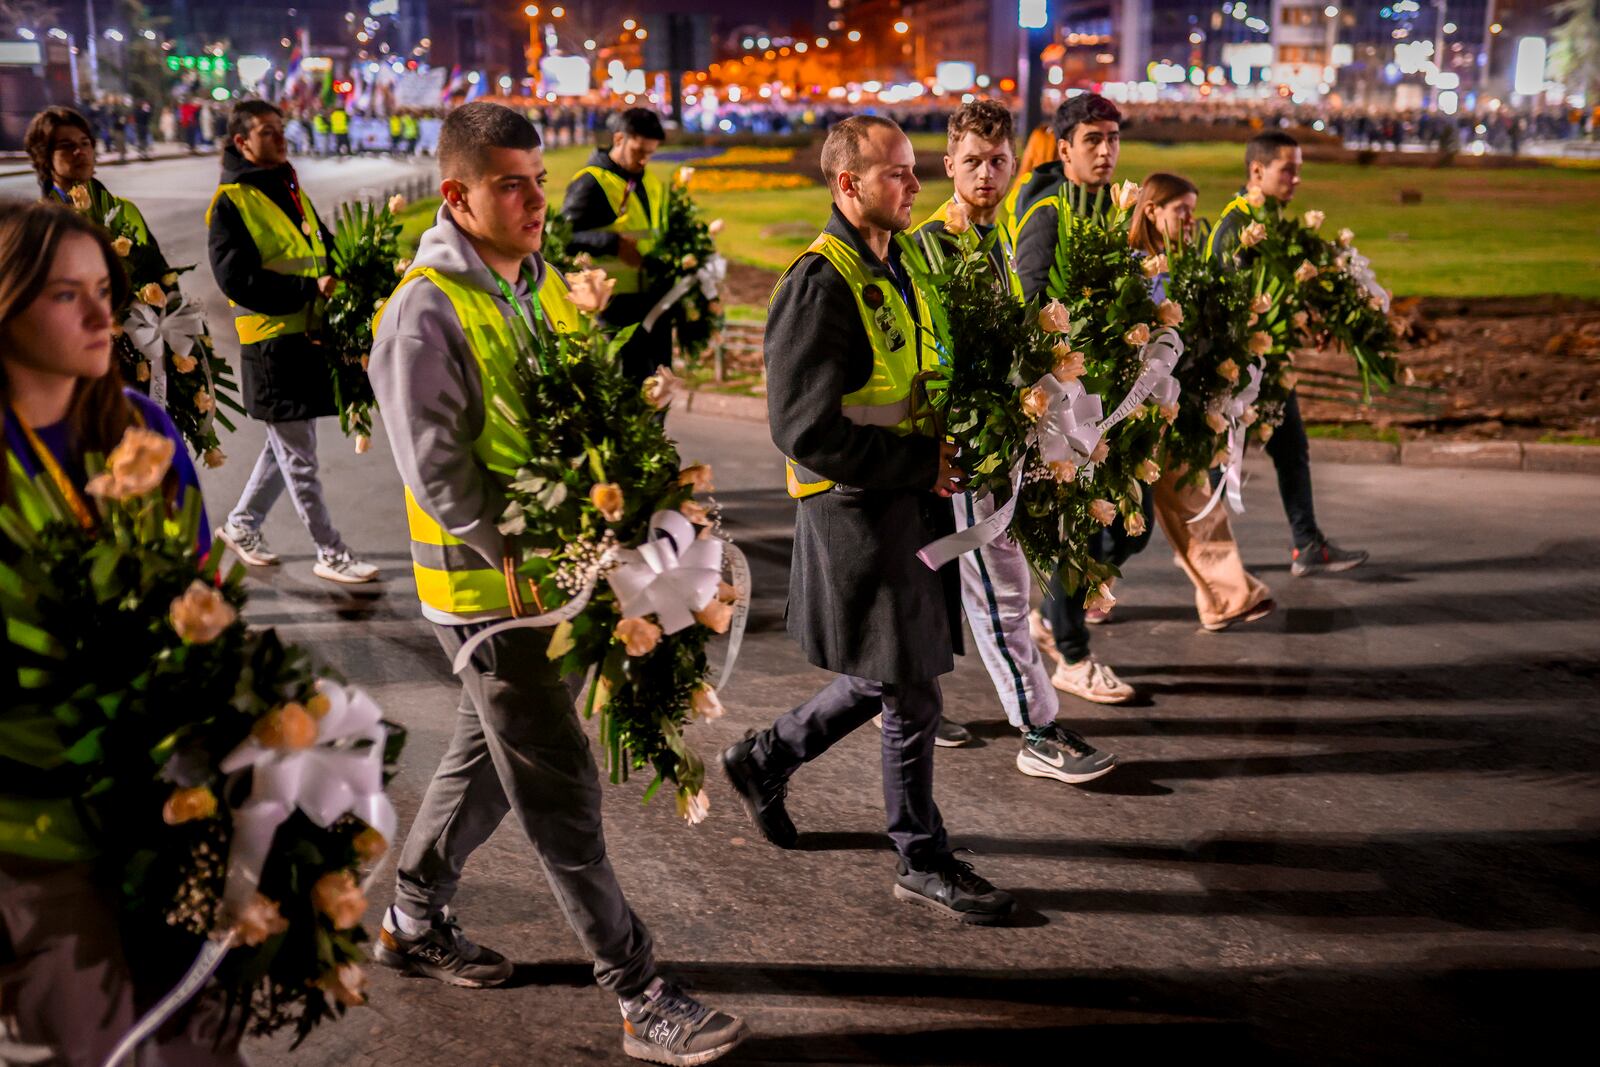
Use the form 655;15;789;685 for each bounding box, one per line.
720;115;1015;925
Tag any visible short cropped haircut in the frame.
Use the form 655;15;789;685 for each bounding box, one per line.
1246;130;1300;173
947;99;1013;150
439;102;542;180
1053;93;1121;144
228;100;282;142
609;107;665;141
820;114;903;190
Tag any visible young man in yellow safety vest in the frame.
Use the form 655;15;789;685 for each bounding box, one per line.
907;98;1118;786
1010;92;1154;707
366;102;747;1067
560;106;670;383
720;115;1016;926
207;100;378;585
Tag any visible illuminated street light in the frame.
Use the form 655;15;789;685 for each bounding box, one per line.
1324;4;1338;16
104;29;123;41
623;18;636;31
551;5;564;15
893;20;909;34
1489;23;1502;34
584;38;596;49
847;29;861;42
524;5;538;16
816;37;829;48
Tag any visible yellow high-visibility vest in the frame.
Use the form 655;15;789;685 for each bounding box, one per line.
204;182;328;345
570;164;666;295
772;233;940;499
372;261;581;616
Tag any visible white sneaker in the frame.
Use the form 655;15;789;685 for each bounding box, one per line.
313;548;380;584
1050;654;1135;705
216;522;279;566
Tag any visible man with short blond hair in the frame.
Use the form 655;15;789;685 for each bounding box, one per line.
721;115;1015;926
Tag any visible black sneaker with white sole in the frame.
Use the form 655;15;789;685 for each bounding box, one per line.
1017;723;1116;784
1291;538;1367;577
373;906;513;988
893;854;1015;925
620;977;748;1066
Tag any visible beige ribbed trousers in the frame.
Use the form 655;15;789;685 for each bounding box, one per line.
1152;467;1272;627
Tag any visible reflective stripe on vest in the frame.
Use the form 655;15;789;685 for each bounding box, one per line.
1206;195;1252;260
773;232;938;499
572;165;665;295
205;183;327;345
916;197;1024;302
373;263;577;616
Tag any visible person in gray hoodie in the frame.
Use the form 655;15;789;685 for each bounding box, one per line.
365;102;747;1067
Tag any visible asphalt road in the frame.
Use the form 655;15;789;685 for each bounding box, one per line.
8;157;1598;1065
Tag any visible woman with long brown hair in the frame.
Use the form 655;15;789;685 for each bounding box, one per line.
1129;173;1276;632
0;199;229;1066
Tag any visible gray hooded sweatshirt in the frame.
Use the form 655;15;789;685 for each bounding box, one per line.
368;205;548;625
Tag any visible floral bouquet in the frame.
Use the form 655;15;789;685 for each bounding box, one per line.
464;268;744;824
1161;236;1262;488
0;427;404;1046
896;182;1179;608
638;167;727;366
322;194;406;449
1219;194;1400;438
68;181;241;467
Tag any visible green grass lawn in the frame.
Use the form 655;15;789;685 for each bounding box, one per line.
396;141;1600;307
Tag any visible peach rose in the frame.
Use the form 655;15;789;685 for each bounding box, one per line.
1292;310;1310;333
1140;253;1168;277
85;426;175;500
353;827;388;862
354;434;370;455
1155;300;1183;327
1240;405;1259;428
565;268;616;315
943;199;971;235
1051;347;1086;384
170;579;236;644
1089;439;1110;464
615;617;662;657
252;702;318;750
163;272;179;287
69;184;92;210
1239;221;1267;248
1125;510;1147;537
203;447;226;469
1047;459;1077;482
171;353;197;374
1213;446;1232;468
316;963;368;1007
1293;260;1319;284
134;359;149;381
1123;322;1151;347
676;788;710;826
590;482;625;522
1248;312;1260;327
387;193;407;214
233;893;289;947
680;499;712;526
643;365;684;410
311;870;367;930
1338;227;1355;247
694;597;734;634
1021;385;1050;421
1157;402;1179;424
193;388;214;414
1248;331;1274;356
1111;180;1140;211
708;218;725;236
1301;209;1325;230
1088;498;1117;526
1084;582;1117;614
691;684;726;721
676;165;696;186
680;253;698;270
1206;409;1229;434
162;785;218;825
1216;359;1240;383
305;692;332;718
111;236;133;257
139;282;165;307
1250;293;1273;315
1245;188;1267;209
1037;299;1071;334
1136;459;1162;484
677;464;714;493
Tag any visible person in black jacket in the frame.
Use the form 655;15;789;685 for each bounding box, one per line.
208;100;377;584
560;107;672;383
1012;93;1154;707
720;116;1015;926
1208;131;1367;577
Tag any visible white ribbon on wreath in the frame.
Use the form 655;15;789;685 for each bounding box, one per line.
641;253;728;333
1189;360;1265;524
124;292;213;425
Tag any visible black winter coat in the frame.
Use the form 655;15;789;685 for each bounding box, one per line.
207;145;336;422
764;208;961;684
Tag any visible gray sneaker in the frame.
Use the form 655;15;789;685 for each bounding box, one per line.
1291;538;1367;577
216;522;279;566
374;907;512;988
872;713;973;747
313;547;380;584
1017;722;1117;784
620;977;748;1066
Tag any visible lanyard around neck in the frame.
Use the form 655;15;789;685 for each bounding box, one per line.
7;407;96;530
493;266;548;369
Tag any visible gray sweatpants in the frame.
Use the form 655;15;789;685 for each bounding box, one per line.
226;418;344;555
392;622;656;997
